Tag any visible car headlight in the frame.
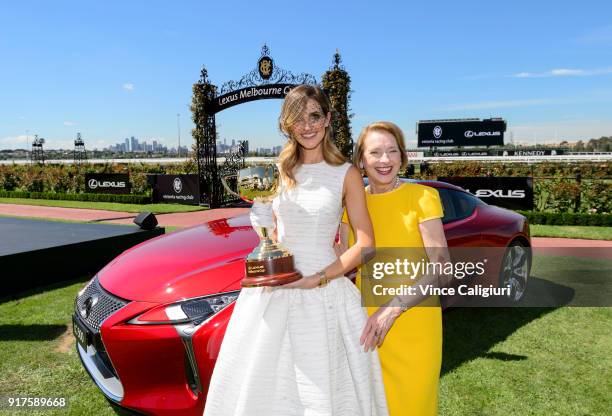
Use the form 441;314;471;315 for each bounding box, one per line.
129;291;240;325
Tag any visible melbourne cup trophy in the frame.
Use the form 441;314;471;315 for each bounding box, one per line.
222;165;302;287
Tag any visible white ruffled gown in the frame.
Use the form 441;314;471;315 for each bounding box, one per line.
203;161;388;416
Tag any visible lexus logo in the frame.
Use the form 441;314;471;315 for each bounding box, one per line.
433;126;442;139
79;295;99;319
464;130;501;138
88;179;126;189
173;178;182;193
467;189;526;198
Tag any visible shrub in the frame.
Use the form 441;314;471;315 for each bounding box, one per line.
0;190;151;204
580;181;611;214
516;210;612;226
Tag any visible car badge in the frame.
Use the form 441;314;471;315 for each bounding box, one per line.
80;295;99;319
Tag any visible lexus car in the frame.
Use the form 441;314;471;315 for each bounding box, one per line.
73;180;530;415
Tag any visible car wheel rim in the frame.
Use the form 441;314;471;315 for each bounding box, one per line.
501;245;529;302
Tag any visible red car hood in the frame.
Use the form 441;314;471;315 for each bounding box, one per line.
98;215;258;304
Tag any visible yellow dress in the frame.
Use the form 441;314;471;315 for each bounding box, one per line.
344;183;444;416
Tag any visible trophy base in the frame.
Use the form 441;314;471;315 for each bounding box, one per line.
241;271;302;288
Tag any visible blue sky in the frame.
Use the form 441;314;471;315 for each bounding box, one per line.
1;0;611;150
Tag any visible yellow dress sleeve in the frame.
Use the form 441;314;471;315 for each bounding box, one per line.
341;208;349;224
416;186;444;223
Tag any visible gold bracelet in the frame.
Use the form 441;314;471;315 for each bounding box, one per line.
317;270;329;286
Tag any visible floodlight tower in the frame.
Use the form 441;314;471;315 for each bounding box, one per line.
74;132;87;163
31;135;45;164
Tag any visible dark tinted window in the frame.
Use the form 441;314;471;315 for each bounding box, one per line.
437;188;483;224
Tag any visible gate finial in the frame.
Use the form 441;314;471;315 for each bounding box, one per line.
333;49;342;68
199;66;210;84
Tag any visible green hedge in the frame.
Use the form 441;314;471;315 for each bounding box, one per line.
0;190;151;204
516;210;612;226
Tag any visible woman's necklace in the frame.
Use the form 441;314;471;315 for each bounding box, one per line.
368;176;401;194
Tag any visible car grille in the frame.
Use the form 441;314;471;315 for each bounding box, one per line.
75;276;129;332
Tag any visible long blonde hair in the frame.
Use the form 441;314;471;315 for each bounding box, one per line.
278;85;346;189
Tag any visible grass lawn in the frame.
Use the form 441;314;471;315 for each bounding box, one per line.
1;261;610;415
0;277;117;415
531;224;612;240
0;197;205;214
439;307;611;415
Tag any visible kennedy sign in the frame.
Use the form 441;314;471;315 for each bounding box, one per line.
211;84;296;114
496;149;565;157
151;174;200;205
85;174;131;194
418;119;506;147
438;176;533;210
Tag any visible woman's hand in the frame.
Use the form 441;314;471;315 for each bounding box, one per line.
360;304;402;352
279;274;320;289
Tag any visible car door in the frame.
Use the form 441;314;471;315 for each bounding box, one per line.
438;188;483;247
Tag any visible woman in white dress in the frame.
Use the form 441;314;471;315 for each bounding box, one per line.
203;85;388;416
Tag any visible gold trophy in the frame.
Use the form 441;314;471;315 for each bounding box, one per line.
222;165;302;287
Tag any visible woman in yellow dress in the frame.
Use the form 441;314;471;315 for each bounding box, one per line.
340;121;449;416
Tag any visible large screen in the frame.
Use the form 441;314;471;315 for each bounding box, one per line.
417;119;506;147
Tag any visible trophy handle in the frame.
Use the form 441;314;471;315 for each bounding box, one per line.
222;164;279;205
220;174;253;203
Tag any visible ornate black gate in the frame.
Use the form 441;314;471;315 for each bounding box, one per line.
191;45;352;208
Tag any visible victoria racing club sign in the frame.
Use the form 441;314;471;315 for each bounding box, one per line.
151;174;200;205
85;174;131;194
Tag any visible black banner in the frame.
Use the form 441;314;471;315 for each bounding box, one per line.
151;174;200;205
438;176;533;210
418;119;506;147
211;84;297;113
85;174;131;194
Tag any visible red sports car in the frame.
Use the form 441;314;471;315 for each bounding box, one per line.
73;180;530;415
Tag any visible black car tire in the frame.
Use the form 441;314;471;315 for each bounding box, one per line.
499;240;532;303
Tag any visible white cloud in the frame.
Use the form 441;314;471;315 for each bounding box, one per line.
435;99;552;111
513;67;612;78
0;135;29;149
63;121;76;126
122;83;135;91
0;135;81;150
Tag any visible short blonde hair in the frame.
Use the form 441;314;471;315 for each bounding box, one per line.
353;121;408;170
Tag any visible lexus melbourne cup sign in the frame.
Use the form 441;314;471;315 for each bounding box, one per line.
85;174;131;194
438;176;534;210
418;118;506;147
213;84;296;113
151;174;200;205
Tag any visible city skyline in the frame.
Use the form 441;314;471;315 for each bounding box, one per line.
1;1;611;150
